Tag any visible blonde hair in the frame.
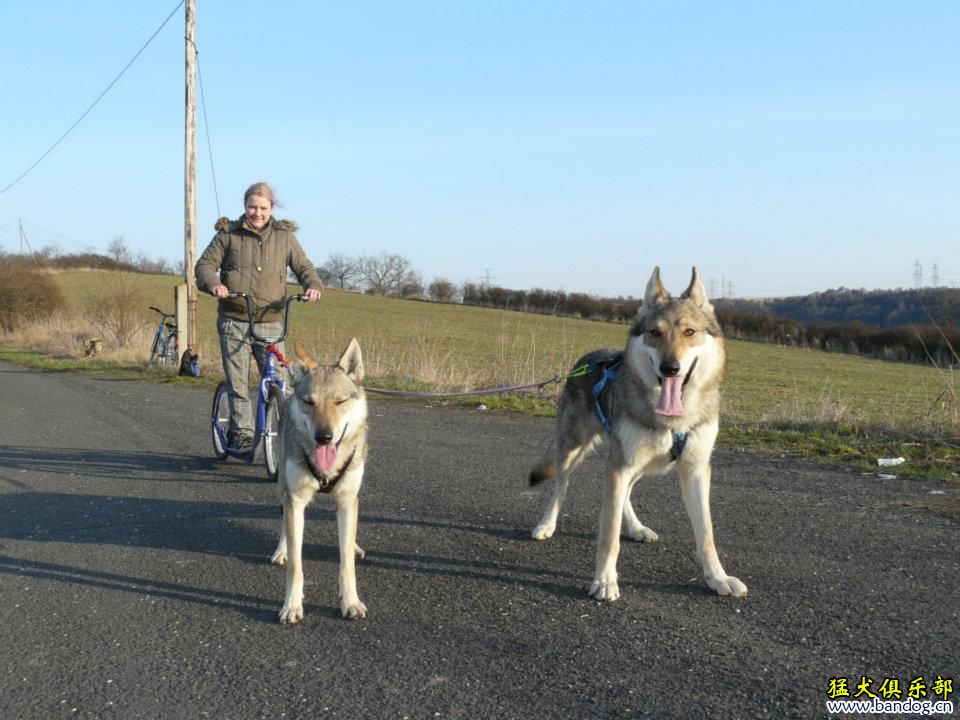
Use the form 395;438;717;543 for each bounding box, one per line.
243;181;283;208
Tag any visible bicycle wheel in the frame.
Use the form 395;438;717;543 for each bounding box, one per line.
211;381;230;460
263;384;285;481
163;331;179;365
148;330;163;364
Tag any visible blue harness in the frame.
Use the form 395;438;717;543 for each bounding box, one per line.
589;354;687;461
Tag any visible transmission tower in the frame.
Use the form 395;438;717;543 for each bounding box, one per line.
913;260;923;288
931;263;940;288
480;268;496;288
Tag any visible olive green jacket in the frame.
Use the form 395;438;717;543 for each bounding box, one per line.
195;216;322;321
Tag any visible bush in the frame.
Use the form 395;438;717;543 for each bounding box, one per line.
0;255;66;331
84;273;147;348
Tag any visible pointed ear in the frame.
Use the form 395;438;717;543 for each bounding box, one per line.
336;338;364;383
681;267;713;310
643;266;670;307
294;339;318;372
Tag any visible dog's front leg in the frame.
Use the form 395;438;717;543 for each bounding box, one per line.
678;463;748;598
589;466;629;601
279;498;308;623
336;493;367;619
271;505;288;565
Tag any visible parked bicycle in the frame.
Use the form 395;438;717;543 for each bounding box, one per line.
210;292;304;480
148;306;179;366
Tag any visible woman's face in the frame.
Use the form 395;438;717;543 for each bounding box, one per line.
244;194;273;230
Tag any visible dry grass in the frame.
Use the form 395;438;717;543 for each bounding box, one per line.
2;270;957;478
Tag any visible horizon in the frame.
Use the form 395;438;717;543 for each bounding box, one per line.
2;2;957;298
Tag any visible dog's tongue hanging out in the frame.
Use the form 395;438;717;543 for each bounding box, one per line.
315;444;338;471
656;376;685;416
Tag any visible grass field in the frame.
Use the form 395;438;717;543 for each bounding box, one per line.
3;270;957;481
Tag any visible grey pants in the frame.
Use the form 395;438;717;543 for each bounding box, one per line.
217;314;285;435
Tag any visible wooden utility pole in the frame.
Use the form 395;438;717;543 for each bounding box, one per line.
184;0;198;354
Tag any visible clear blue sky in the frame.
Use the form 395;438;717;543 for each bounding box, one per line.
2;1;957;297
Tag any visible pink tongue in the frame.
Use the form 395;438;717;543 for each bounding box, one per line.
315;444;338;471
656;376;685;416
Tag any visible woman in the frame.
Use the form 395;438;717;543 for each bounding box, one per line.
195;182;322;451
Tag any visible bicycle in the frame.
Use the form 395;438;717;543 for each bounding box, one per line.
210;292;304;481
148;306;179;366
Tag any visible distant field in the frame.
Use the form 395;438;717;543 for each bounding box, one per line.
9;270;959;480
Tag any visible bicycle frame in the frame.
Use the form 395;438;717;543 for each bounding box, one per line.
214;293;304;461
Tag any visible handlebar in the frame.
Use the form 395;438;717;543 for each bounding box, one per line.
149;306;175;321
227;293;305;344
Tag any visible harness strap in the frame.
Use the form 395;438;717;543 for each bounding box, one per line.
590;354;624;434
670;431;688;462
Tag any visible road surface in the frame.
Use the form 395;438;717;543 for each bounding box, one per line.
0;361;957;718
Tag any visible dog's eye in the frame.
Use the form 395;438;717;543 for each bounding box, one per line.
684;328;695;337
648;328;662;338
334;398;349;406
301;396;315;406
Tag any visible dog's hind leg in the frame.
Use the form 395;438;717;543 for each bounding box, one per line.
336;492;367;619
678;463;747;598
531;440;593;540
622;478;659;543
279;498;308;624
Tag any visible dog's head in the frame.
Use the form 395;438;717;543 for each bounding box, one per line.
290;338;367;473
627;267;725;416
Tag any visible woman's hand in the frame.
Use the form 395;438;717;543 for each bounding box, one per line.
211;284;230;299
304;288;321;302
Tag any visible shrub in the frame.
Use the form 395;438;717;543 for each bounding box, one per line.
0;255;66;331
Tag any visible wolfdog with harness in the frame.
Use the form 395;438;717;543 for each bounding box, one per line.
271;339;369;622
529;267;747;602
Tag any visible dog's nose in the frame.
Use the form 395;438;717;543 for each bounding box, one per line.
659;360;681;377
315;430;334;445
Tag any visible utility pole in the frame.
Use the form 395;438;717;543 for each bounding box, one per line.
184;0;198;356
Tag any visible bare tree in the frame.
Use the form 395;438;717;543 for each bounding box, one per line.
400;270;424;299
428;277;457;302
358;252;416;296
108;236;133;266
320;253;360;290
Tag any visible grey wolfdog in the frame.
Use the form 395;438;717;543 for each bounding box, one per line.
271;339;369;623
529;267;748;602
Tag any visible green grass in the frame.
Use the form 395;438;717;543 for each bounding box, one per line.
2;270;957;482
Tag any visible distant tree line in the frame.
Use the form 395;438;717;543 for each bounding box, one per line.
716;287;960;329
3;236;177;275
460;283;641;322
715;308;960;367
316;252;460;302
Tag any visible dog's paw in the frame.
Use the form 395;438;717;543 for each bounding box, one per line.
341;599;367;620
626;525;659;543
279;602;304;624
270;548;287;565
588;575;620;602
531;522;556;541
354;544;366;561
708;574;748;598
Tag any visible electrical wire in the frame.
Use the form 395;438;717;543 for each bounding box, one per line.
0;1;186;195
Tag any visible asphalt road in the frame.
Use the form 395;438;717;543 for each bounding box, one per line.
0;360;957;719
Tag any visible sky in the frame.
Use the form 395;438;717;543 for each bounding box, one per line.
1;1;957;298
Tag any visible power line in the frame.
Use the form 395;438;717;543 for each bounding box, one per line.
189;37;221;217
0;1;186;195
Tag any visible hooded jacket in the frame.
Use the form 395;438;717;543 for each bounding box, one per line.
195;216;323;321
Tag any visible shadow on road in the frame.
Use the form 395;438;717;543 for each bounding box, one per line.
0;444;259;485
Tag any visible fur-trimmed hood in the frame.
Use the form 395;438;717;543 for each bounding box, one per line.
214;216;299;233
